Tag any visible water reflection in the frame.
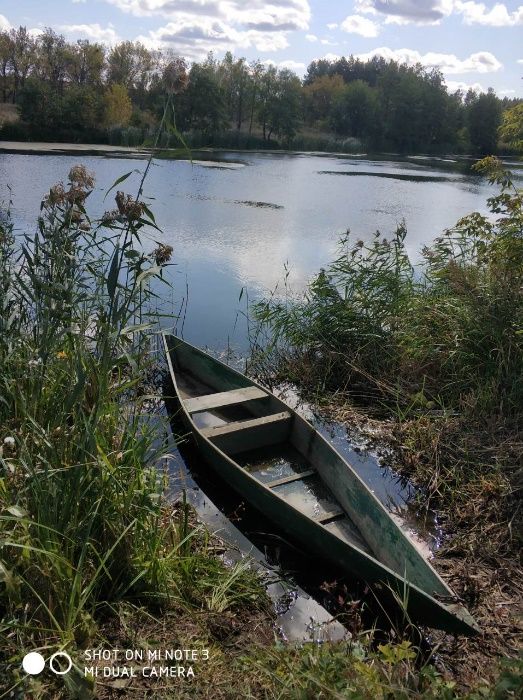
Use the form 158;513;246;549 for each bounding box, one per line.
0;151;497;352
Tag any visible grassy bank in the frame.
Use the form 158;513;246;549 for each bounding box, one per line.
250;156;523;692
1;159;521;699
0;166;272;698
0;118;364;155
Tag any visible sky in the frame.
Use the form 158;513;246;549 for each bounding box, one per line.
0;0;521;96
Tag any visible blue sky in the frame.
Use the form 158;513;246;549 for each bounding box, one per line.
1;1;521;96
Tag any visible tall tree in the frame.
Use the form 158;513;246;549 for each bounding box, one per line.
65;40;105;86
303;74;345;126
178;62;227;136
0;31;13;102
108;41;156;107
103;83;132;127
37;29;68;92
257;64;278;140
499;102;523;152
9;27;36;102
467;89;502;154
330;79;381;145
264;69;302;144
247;60;264;135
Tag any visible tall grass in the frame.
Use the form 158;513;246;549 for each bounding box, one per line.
252;157;522;416
0;160;267;695
0;164;173;671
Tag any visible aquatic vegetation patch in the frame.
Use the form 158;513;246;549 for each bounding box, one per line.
234;200;284;209
317;170;458;183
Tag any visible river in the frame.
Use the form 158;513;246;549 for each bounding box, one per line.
0;150;501;352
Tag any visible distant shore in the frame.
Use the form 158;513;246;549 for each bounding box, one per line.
0;140;151;157
0;140;368;159
2;142;519;167
0;140;462;162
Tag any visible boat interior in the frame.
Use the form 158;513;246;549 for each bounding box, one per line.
172;353;372;555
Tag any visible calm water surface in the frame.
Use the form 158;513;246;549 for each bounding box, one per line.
0;150;497;351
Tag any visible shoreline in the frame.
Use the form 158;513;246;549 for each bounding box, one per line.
0;140;369;159
0;140;151;158
1;140;502;162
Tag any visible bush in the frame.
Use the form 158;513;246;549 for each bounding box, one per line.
252;157;523;416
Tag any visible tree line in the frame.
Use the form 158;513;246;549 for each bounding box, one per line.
0;25;520;154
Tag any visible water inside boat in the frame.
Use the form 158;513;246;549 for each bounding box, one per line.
174;367;371;555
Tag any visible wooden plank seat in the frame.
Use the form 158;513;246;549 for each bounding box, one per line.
200;411;291;438
201;410;292;455
266;469;316;489
184;386;267;413
316;509;345;524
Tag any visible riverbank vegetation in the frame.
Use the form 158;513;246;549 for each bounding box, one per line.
1;150;522;696
250;156;522;693
0;164;272;697
0;25;521;155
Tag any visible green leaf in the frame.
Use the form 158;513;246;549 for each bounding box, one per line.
121;322;153;336
6;505;27;518
106;245;120;300
141;204;156;224
135;265;162;288
103;171;136;202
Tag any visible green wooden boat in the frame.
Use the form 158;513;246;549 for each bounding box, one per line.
163;333;479;635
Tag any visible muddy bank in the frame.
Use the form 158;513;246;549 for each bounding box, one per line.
0;141;151;157
320;395;523;689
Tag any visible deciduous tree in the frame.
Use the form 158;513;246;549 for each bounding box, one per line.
104;83;132;127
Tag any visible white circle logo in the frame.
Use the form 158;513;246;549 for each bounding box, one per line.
22;652;46;675
49;651;73;675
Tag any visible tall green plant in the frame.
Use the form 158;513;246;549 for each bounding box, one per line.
251;157;522;415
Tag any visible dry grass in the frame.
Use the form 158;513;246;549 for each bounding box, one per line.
321;397;523;691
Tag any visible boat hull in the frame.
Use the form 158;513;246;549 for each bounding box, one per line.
163;333;479;636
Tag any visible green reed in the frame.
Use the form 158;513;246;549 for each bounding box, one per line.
251;157;522;418
0;156;267;696
250;157;522;522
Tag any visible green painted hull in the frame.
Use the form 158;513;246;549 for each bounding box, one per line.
163;333;479;636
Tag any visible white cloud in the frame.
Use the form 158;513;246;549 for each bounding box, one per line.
58;23;121;44
107;0;310;59
278;59;306;72
72;0;87;3
518;58;523;64
106;0;311;30
446;79;486;92
356;0;523;26
0;13;11;31
137;19;289;60
340;14;380;37
326;22;338;29
498;88;516;95
353;46;502;74
305;33;317;41
320;52;342;62
320;38;337;45
263;58;306;74
454;2;523;27
355;0;454;25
